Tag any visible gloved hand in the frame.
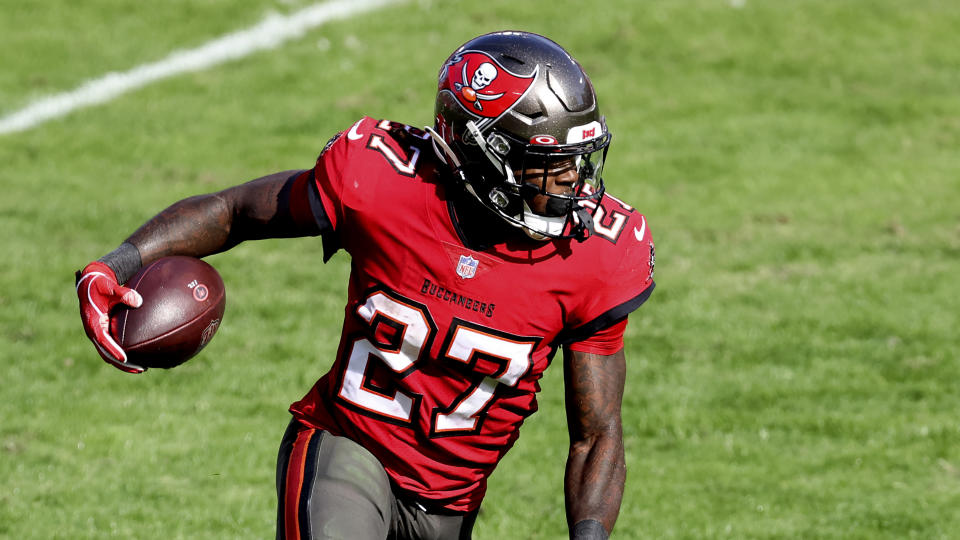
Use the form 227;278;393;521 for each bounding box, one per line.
75;261;145;373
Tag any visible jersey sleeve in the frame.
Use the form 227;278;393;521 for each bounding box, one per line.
289;117;378;261
287;167;340;262
311;129;351;232
565;318;629;355
558;211;656;347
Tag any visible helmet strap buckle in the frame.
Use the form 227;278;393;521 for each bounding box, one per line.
488;189;510;209
574;206;595;241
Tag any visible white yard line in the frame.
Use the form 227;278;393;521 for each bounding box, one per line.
0;0;403;135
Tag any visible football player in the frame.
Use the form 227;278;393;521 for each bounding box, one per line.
77;31;655;540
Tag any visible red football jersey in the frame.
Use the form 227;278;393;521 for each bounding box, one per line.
289;117;655;511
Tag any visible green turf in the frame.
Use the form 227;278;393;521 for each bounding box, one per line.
2;0;959;538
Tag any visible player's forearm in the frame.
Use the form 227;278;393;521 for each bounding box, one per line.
565;430;625;538
121;170;310;267
125;193;236;265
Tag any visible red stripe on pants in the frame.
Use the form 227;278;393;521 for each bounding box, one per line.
284;428;315;540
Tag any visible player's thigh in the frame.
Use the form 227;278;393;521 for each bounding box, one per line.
391;499;479;540
276;420;393;540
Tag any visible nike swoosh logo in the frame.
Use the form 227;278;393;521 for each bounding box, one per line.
347;119;364;140
634;216;646;241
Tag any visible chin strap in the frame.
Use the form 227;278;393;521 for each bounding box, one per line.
573;206;595;241
464;121;523;190
426;124;526;228
425;126;461;168
426;125;480;200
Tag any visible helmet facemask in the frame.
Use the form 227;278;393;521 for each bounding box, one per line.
458;121;610;241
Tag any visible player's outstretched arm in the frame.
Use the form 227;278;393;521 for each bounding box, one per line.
126;169;316;265
563;347;627;540
76;169;316;371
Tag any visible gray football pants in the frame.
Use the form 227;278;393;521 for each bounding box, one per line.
276;419;478;540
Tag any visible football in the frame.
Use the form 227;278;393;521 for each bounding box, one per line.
111;256;226;369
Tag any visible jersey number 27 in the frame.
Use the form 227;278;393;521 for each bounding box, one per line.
337;288;538;438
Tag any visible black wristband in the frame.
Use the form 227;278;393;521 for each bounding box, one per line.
571;519;609;540
98;242;142;284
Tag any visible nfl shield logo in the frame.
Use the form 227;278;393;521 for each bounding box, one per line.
456;255;479;279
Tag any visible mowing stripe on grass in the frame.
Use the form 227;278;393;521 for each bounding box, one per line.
0;0;404;135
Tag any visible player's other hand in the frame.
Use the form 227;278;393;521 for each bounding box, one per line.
75;261;146;374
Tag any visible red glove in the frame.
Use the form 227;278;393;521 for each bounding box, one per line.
76;261;145;373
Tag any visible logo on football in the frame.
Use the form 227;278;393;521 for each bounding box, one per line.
200;318;221;347
193;284;209;301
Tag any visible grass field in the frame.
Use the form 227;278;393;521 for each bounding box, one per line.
2;0;959;538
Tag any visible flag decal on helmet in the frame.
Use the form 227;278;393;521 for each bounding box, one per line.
440;51;537;120
566;121;605;143
456;255;479;279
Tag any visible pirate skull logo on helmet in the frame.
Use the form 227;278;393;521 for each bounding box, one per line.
472;63;497;89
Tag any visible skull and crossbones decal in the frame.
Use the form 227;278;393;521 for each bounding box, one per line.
454;61;505;111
